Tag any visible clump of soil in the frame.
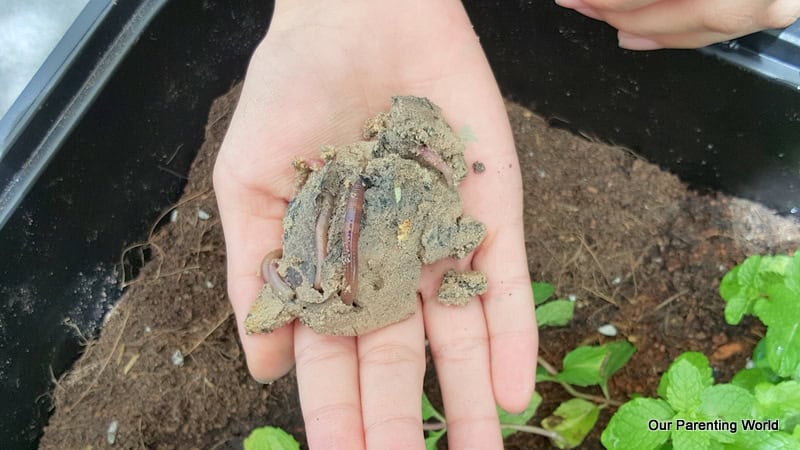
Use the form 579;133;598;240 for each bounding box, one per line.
246;96;485;336
41;85;800;449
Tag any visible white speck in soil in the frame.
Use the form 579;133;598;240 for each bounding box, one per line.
205;280;214;289
144;326;152;333
568;294;577;302
598;324;618;337
197;209;211;220
171;350;184;367
745;359;754;369
106;420;119;445
718;264;727;272
170;209;179;222
611;276;622;285
537;169;547;178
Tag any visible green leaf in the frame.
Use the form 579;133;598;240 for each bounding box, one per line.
755;381;800;429
727;429;800;450
787;251;800;293
541;398;600;449
243;426;300;450
498;391;542;438
601;398;674;450
536;364;556;383
698;384;755;420
536;300;574;327
422;393;444;422
600;341;636;397
731;368;780;392
424;429;445;450
657;352;713;400
556;345;608;387
752;338;771;369
753;283;800;378
662;356;713;412
670;413;724;450
533;282;555;306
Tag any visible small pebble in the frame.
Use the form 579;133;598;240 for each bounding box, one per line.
611;276;622;285
171;350;184;367
170;209;179;222
472;161;486;174
597;324;618;337
107;420;119;445
144;326;152;333
718;264;727;272
205;280;214;289
197;209;211;220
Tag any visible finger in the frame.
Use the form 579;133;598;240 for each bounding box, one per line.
358;298;426;449
455;96;537;413
619;29;733;49
422;262;503;450
295;325;365;449
599;0;768;38
214;162;295;382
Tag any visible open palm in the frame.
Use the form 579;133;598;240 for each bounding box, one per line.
213;1;537;448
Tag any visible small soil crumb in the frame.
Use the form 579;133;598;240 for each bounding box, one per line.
473;161;486;173
437;270;488;306
245;96;486;336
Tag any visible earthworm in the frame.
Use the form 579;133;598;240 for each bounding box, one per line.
314;191;335;290
260;249;295;301
416;145;454;186
341;177;365;306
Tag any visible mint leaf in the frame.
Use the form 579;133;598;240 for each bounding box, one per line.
243;426;300;450
424;429;445;450
536;300;574;327
601;398;674;450
533;282;555;306
662;356;712;412
556;345;608;386
731;368;779;392
698;384;755;420
755;381;800;428
727;429;800;450
658;352;713;399
498;391;542;438
787;251;800;293
600;341;636;397
541;398;600;449
751;338;771;369
422;393;444;422
670;414;723;450
536;364;556;383
753;283;800;378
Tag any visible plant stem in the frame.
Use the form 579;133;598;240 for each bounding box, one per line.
538;356;622;406
423;421;568;446
501;424;568;445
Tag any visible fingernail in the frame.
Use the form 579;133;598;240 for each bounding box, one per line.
254;377;275;385
618;32;663;50
555;0;589;8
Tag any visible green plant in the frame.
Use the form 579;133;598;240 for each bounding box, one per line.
243;426;300;450
602;251;800;450
533;281;575;327
422;282;635;449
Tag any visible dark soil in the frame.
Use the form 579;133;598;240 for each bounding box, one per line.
41;86;800;449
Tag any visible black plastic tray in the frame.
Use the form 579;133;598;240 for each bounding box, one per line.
1;1;798;448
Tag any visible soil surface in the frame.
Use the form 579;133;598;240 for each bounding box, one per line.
41;85;800;449
246;96;484;336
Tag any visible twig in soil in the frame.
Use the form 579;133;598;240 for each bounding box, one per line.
120;241;166;288
66;310;130;413
165;143;184;166
184;311;233;357
581;286;619;307
577;234;610;286
147;189;210;239
157;165;188;180
641;289;689;320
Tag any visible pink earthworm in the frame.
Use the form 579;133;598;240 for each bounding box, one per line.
341;177;365;306
314;191;335;290
416;145;454;186
260;249;295;301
